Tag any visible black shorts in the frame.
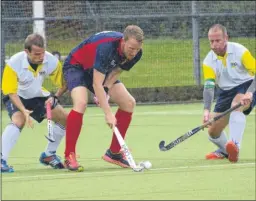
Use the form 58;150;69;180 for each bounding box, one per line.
63;63;120;94
3;95;58;123
214;80;256;115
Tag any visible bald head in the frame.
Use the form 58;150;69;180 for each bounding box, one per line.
208;24;227;37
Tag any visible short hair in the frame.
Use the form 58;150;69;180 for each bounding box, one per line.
24;33;45;52
208;24;228;36
123;25;144;43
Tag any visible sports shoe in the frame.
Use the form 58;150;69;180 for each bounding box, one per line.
1;159;14;173
205;149;228;160
64;152;84;172
39;152;65;169
225;141;239;163
102;149;130;168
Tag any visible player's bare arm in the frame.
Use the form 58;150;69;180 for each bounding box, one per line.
54;83;68;98
93;69;116;128
240;51;255;106
241;74;256;106
2;64;34;128
49;60;68;99
103;67;123;89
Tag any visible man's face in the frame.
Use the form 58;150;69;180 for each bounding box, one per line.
208;29;228;56
25;45;45;64
123;37;142;60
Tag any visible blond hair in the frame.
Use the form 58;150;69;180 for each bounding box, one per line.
123;25;144;43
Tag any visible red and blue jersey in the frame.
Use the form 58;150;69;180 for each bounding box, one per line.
65;31;142;74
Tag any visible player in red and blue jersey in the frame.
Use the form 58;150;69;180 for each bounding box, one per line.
63;25;144;171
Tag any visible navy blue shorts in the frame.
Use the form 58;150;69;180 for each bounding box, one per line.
63;63;120;94
214;80;256;115
3;96;58;123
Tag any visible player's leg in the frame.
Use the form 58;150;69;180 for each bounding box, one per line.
48;103;68;159
226;94;246;160
22;97;65;169
62;65;89;171
102;82;135;168
205;88;233;160
226;84;256;162
205;114;229;160
1;97;25;173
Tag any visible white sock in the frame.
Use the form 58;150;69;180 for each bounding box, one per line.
208;131;228;154
1;123;21;161
45;123;65;156
229;111;246;149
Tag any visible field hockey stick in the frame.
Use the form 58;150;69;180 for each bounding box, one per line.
114;127;145;172
45;102;55;142
159;102;242;151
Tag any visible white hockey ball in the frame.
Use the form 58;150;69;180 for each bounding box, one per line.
139;161;152;169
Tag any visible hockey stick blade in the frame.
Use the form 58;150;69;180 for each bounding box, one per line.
159;103;242;151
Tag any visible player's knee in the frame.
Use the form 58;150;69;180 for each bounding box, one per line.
73;100;87;113
11;112;25;129
207;126;221;138
117;96;136;112
126;97;136;110
52;106;68;126
232;95;245;111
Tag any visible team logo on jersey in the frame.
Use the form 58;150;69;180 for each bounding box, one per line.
39;71;46;76
230;62;238;68
110;60;117;67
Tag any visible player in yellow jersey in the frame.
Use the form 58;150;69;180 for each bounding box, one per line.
1;33;68;172
202;24;255;163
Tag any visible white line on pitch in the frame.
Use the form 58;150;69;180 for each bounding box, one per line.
2;162;255;181
85;110;255;117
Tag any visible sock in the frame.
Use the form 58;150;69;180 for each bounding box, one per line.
1;123;21;161
229;111;246;149
208;131;228;154
110;109;132;153
65;110;83;157
45;123;65;156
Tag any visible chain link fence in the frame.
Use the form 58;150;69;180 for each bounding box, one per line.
1;1;255;104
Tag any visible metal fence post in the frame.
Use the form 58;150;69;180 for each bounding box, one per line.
1;20;5;111
192;1;201;86
1;21;5;79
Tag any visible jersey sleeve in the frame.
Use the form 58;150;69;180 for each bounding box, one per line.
202;54;216;88
120;50;142;71
49;60;65;88
241;50;256;76
93;43;112;74
1;64;18;95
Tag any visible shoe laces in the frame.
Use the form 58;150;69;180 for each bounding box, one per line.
49;154;62;166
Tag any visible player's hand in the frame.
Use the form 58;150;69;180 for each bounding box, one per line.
45;96;56;107
94;94;110;107
22;109;34;128
240;92;253;106
105;112;116;129
203;109;210;126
